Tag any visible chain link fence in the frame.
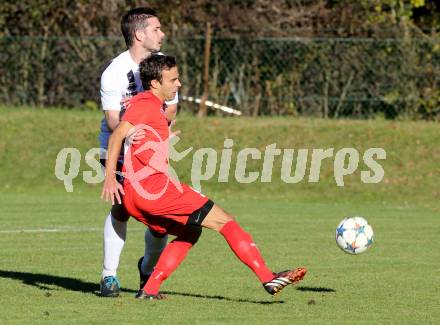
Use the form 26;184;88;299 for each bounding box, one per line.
1;35;439;119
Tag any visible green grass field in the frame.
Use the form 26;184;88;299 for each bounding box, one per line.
1;107;439;324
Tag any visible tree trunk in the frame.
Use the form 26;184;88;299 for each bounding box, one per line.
198;22;212;118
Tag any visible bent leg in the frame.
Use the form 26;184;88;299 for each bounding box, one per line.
201;204;274;283
142;225;202;295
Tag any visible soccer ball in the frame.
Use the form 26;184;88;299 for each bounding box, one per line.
335;216;374;254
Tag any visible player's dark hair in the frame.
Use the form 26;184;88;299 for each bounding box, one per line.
121;7;158;48
139;55;177;90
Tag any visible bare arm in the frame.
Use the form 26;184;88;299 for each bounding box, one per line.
104;110;121;130
101;120;134;204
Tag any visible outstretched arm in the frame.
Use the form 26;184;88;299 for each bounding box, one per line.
101;121;134;204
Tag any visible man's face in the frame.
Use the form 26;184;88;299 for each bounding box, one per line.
140;17;165;53
159;67;181;101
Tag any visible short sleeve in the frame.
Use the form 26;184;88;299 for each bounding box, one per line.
100;68;124;111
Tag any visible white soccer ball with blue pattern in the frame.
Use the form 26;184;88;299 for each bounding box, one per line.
335;216;374;254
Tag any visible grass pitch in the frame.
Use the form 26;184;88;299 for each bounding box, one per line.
1;191;438;324
1;107;439;324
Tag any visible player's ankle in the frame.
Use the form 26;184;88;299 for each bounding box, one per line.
143;288;158;295
101;271;117;279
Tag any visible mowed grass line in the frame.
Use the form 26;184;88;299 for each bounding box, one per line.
0;192;438;324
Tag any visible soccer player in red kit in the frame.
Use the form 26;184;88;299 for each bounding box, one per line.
101;54;307;300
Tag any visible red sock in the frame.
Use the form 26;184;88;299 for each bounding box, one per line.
143;240;192;295
220;220;274;283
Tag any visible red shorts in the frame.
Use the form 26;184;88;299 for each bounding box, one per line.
122;173;210;235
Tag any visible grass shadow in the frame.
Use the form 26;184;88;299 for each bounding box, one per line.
0;270;104;295
296;286;336;293
162;290;284;305
0;270;283;304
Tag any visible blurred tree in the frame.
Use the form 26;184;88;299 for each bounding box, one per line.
325;0;439;35
1;0;438;37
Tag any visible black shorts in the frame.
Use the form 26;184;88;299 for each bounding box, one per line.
187;200;214;226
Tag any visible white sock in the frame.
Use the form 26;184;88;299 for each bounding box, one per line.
102;213;127;278
140;229;168;276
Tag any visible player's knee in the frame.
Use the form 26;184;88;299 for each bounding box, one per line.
226;213;235;222
202;204;235;232
219;212;234;225
213;213;234;232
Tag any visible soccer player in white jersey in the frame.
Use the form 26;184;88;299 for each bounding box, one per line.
99;7;177;297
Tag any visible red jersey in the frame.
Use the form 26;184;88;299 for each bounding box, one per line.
119;91;209;235
121;91;169;187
